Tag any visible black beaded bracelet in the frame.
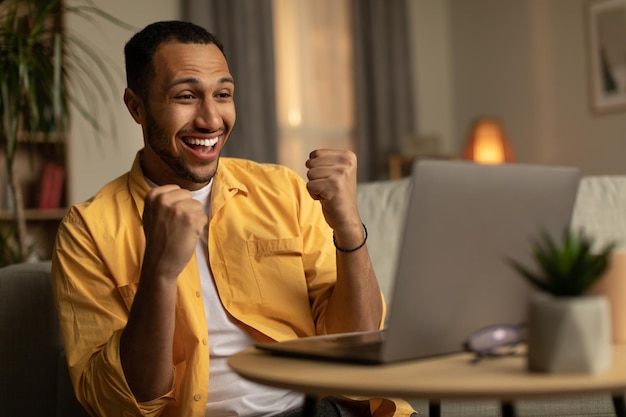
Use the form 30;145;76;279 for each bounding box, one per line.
333;223;368;253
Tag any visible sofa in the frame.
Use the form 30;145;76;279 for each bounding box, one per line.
0;260;90;417
1;174;625;417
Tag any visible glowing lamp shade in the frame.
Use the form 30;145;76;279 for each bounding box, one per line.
464;119;515;164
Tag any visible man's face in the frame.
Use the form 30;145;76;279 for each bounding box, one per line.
136;41;236;190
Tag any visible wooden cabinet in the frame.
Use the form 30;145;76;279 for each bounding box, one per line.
388;153;458;179
0;134;69;261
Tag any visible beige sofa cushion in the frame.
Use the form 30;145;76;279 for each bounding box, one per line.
357;174;626;303
356;177;411;305
571;175;626;251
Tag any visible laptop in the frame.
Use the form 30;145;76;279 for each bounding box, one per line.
256;159;581;364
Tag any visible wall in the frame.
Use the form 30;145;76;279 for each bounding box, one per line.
66;0;181;204
532;0;626;175
444;0;626;175
66;0;626;201
408;0;456;156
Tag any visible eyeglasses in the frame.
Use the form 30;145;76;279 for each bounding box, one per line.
463;323;526;362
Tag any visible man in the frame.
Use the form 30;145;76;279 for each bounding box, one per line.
52;21;414;417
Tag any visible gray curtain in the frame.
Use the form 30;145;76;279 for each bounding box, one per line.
183;0;278;163
351;0;416;181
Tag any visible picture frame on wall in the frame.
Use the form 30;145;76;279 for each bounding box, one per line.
587;0;626;114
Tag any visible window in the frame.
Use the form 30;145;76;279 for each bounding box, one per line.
273;0;355;178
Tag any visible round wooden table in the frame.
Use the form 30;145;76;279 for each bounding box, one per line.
228;345;626;417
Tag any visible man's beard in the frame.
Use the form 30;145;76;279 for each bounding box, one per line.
145;110;218;184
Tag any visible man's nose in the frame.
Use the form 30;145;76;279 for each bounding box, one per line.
195;99;222;130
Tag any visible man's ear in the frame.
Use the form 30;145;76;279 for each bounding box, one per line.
124;88;145;124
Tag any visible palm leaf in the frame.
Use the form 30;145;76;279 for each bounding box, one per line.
0;0;133;263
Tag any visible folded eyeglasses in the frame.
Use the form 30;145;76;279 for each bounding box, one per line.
463;323;526;362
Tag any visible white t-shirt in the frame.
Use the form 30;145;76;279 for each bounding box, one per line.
190;182;304;417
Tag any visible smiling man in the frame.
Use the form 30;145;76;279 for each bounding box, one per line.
51;21;414;417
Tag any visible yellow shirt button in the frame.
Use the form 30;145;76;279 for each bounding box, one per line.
202;338;208;345
194;394;201;402
195;291;201;298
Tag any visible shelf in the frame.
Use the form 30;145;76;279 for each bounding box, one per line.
1;132;65;144
0;208;68;221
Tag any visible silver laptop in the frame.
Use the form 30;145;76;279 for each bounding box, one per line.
256;159;581;364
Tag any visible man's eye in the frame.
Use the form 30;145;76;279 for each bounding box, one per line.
216;92;233;100
176;94;195;100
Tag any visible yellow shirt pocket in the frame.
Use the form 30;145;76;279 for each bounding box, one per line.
246;237;314;323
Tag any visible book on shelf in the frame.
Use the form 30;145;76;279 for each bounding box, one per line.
38;163;65;210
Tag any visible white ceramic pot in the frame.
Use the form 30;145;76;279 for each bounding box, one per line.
527;292;611;374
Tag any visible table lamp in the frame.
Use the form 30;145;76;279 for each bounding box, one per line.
463;118;515;164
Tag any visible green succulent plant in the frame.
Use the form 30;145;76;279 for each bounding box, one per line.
509;229;616;297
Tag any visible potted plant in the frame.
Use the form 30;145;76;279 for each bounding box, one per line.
509;229;616;374
0;0;132;264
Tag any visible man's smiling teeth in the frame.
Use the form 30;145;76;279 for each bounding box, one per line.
186;137;218;147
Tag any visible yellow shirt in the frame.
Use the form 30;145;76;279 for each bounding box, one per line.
52;152;414;417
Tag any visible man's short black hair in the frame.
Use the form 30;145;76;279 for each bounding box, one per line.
124;21;225;99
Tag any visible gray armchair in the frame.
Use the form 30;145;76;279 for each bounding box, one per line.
0;261;89;417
